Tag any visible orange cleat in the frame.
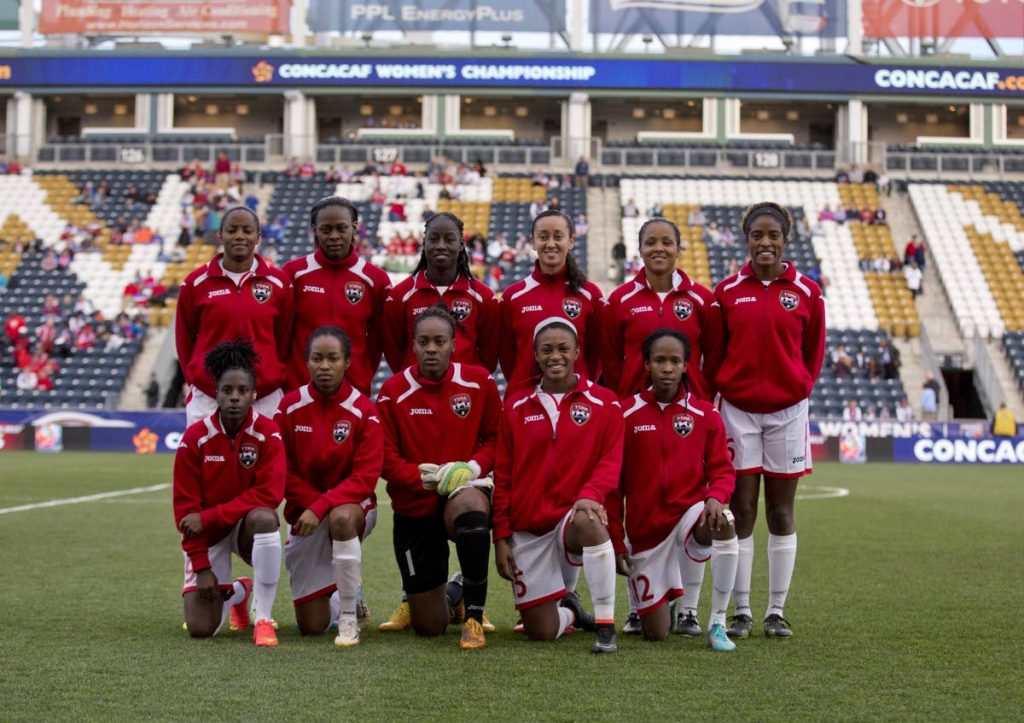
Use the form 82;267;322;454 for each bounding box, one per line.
460;618;486;650
228;577;252;632
253;618;279;647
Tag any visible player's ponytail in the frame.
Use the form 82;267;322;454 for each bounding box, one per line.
204;337;260;386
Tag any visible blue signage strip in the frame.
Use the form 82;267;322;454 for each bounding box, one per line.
307;0;567;32
0;55;1023;97
893;436;1024;464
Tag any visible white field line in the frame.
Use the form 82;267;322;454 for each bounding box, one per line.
0;483;171;516
796;485;850;501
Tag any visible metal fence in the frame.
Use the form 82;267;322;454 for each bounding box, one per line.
972;331;1006;418
36;142;269;166
314;142;552;168
597;146;838;171
885;151;1024;177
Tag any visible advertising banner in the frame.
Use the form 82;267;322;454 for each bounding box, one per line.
0;409;186;454
308;0;566;32
863;0;1024;39
39;0;290;35
2;55;1023;99
893;436;1024;464
590;0;847;37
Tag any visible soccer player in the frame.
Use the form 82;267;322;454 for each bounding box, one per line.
282;196;391;393
276;326;382;647
173;339;285;646
499;210;603;395
602;217;722;637
607;329;738;651
376;305;502;650
383;213;498;374
493;318;623;654
713;202;826;639
176;206;294;426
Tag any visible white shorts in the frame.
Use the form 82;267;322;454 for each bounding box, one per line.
182;520;243;595
627;501;710;616
185;387;284;428
720;398;812;478
284;498;377;606
508;512;581;611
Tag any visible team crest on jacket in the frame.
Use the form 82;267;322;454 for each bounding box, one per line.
345;282;365;304
450;393;472;418
332;420;351;444
673;413;694;438
569;402;591;426
450;298;472;322
779;290;800;311
562;298;582;319
251;281;272;303
673;299;694;321
239;442;258;467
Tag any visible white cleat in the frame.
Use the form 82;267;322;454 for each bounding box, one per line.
334;617;360;647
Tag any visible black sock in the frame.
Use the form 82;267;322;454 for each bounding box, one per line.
454;511;490;623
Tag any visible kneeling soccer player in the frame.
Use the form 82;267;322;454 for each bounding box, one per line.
376;305;502;649
493;318;623;654
608;329;739;650
277;326;382;647
173;338;285;646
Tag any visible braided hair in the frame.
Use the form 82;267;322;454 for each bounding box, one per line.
414;212;473;280
310;195;360;228
413;303;457;339
305;325;352;361
740;202;792;241
642;328;691;398
220;205;260;233
531;209;587;293
204;337;260;386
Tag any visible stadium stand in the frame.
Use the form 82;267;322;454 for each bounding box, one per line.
1005;332;1024;395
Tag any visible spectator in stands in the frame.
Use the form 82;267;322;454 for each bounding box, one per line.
35;319;56;353
878;402;892;420
862;166;879;187
818;205;834;222
992;402;1017;438
181;158;206;182
805;258;827;295
866;356;881;381
873;207;887;224
388;200;406;223
548;196;562;212
863;404;877;422
285;157;301;176
649;201;664;218
833;206;848;224
73;294;93;316
530;168;548;187
529;198;548;219
5;313;26;344
686;207;705;226
914;239;926;270
623;198;639;218
879;339;900;379
719;226;736;246
849;164;864;184
920;374;939;420
896;397;913;421
300;159;316;177
575;157;589;189
8;158;21;175
421;204;435;223
40;250;58;272
872;255;891;273
214;152;231;186
832;344;853;378
842;399;863;421
574;214;589;238
878;171;891;196
835;167;850;184
325;165;341;183
16;367;38;391
859;208;874;224
42;294;60;320
904;260;923;297
704;221;721;246
0;156;7;174
904;235;920;265
0;272;6;291
389;159;408;177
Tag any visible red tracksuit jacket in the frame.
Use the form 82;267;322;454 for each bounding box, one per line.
492;377;623;541
607;389;734;555
282;248;391;394
172;409;285;571
499;264;604;395
275;380;383;526
602;269;721;400
176;253;294;398
376;363;502;518
382;271;499;373
712;262;826;414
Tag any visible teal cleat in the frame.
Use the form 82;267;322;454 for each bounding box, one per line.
706;622;737;652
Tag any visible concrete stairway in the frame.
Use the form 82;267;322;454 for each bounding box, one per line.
985;339;1024;417
586;186;621;295
118;327;169;410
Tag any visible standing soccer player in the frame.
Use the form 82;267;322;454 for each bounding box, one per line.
499;210;603;395
493;319;623;654
276;326;382;647
376;306;502;649
282;196;391;393
173;339;285;646
176;206;294;426
383;213;498;374
713;202;826;639
603;218;722;636
607;330;738;650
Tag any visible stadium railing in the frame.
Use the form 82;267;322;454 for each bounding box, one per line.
315;142;553;168
972;331;1007;416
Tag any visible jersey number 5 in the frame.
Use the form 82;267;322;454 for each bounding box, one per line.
513;570;527;599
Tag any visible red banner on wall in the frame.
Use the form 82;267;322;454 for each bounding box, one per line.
39;0;290;35
863;0;1024;38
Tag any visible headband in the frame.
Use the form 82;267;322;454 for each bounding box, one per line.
533;316;578;342
742;206;790;239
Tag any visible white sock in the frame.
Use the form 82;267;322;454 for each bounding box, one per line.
766;532;797;619
329;591;341;623
563;565;581;595
626;575;638;615
556;606;574;638
331;538;361;621
582;540;616;624
213;579;247;636
251;531;281;623
679;556;706;617
733;535;754;617
709;538;739;628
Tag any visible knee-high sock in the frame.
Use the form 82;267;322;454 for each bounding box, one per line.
251;531;281;623
626;575;638;615
454;511;490;623
678;556;706;615
709;537;738;628
733;535;754;617
213;579;248;636
766;532;797;619
556;606;574;638
582;540;616;624
332;538;361;621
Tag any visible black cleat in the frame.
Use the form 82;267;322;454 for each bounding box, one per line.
675;609;701;636
591;623;618;654
622;612;642;635
559;591;595;633
763;614;793;638
726;614;753;639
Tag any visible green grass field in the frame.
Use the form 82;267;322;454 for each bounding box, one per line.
0;453;1021;721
